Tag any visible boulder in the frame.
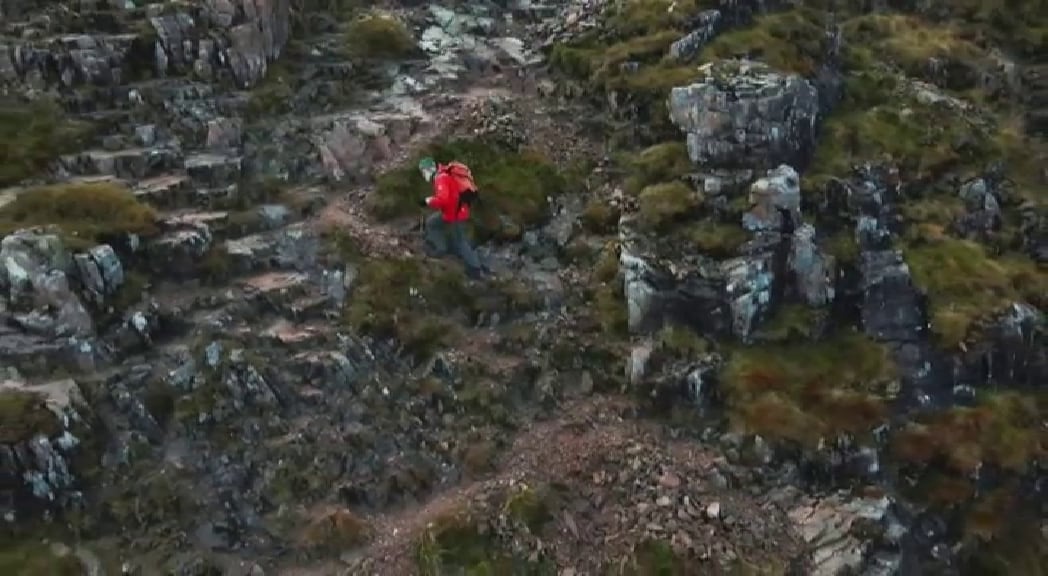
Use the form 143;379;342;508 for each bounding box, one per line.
787;493;897;576
668;59;821;174
0;230;93;338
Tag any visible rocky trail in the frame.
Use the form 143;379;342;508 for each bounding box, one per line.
3;0;1048;575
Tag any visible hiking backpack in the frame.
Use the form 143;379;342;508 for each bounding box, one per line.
441;162;480;210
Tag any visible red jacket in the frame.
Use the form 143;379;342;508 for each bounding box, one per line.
426;164;472;223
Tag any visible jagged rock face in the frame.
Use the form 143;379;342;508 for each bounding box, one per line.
0;0;290;91
622;165;835;343
0;230;94;339
668;59;821;175
0;376;90;521
787;493;899;576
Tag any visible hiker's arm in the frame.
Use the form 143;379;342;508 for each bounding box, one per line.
424;179;453;210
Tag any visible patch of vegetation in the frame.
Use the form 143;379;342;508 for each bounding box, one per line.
676;220;750;258
755;304;826;343
0;182;158;247
720;331;897;446
142;378;176;428
344;11;416;60
0;98;93;188
196;247;233;285
617;539;689;576
636;182;702;231
415;509;551;576
581;198;620;234
0;390;61;444
343;256;471;357
459;440;497;477
0;541;83;575
103;465;197;531
700;8;833;76
892;391;1046;475
807;95;995;184
655;324;710;359
370;138;568;242
903;236;1047;348
300;508;372;552
842;14;987;89
502;486;553;533
622;142;692;195
823;230;860;266
245;61;295;118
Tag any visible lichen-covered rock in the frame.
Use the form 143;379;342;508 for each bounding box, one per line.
0;229;93;338
789;224;835;307
312;111;427;182
0;377;90;520
668;10;724;60
73;244;125;305
146;220;214;278
743;164;802;232
787;493;898;576
668;59;821;174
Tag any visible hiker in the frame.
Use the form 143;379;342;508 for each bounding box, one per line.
417;157;485;279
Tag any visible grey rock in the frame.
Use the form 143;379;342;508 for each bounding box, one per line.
787;494;892;576
668;10;723;60
723;253;775;342
0;230;93;338
743;164;801;232
860;250;924;343
789;224;835;306
668;59;821;172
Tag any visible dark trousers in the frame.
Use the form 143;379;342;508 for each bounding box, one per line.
424;213;482;273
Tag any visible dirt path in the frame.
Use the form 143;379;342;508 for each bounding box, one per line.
358;395;638;574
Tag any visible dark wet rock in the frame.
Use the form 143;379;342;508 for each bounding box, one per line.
859;250;925;344
1019;202;1047;264
954;177;1002;240
949;302;1047;390
789;224;835;307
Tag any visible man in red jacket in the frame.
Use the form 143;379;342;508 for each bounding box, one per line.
418;157;484;278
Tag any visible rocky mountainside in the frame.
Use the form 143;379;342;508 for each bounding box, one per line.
0;0;1046;574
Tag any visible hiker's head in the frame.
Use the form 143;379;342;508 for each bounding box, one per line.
418;157;437;183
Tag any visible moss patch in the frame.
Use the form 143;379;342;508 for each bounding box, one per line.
370;138;568;242
893;391;1046;475
700;8;832;76
0;98;93;187
245;61;295;119
0;182;158;247
502;486;553;533
636;182;702;231
0;390;62;444
344;11;416;60
807;95;995;184
0;541;83;575
677;220;750;259
343;256;471;357
299;508;372;552
622;141;692;195
720;331;897;446
903;237;1047;348
415;510;539;576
